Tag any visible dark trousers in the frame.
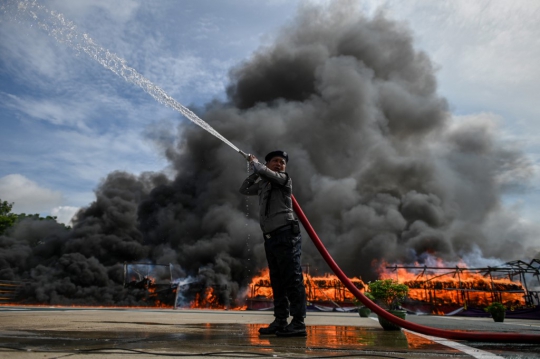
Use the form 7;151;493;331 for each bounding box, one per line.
264;228;306;320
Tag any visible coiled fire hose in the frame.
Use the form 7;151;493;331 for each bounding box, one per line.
291;195;540;343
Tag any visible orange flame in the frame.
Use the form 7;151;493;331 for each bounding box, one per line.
185;283;247;310
246;268;366;305
6;257;527;313
189;287;233;309
377;259;526;310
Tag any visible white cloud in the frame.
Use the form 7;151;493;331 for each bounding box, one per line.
442;1;540;87
0;174;63;214
51;205;80;225
49;125;168;179
2;93;90;129
377;0;540;119
0;22;66;83
0;122;168;204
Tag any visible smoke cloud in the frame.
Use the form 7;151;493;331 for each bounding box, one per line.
1;2;537;305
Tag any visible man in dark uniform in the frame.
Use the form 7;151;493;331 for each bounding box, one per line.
239;150;307;337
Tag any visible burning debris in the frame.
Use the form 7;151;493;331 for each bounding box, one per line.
246;267;366;311
122;262;241;309
381;259;540;315
123;263;178;307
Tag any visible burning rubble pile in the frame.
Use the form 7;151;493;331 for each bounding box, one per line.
1;2;539;308
122;259;539;316
123;262;244;309
122;264;367;310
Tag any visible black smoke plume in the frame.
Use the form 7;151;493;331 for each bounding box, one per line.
1;2;537;305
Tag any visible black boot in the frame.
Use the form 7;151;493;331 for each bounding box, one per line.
275;317;306;337
258;318;288;335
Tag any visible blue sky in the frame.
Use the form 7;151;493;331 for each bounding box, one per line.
1;0;539;225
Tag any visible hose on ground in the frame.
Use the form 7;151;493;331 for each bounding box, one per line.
292;195;540;343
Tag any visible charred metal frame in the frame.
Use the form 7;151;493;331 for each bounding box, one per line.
386;258;540;306
123;262;175;288
123;262;231;308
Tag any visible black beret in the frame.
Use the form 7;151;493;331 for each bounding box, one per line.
265;150;289;163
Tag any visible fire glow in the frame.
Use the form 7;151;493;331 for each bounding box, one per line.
378;260;527;313
7;259;532;313
125;259;529;313
246;268;366;309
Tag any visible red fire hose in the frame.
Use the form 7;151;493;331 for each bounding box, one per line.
292;195;540;343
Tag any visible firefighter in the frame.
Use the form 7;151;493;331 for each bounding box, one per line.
240;150;307;337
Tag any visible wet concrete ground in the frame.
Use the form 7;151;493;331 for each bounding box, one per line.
0;306;539;358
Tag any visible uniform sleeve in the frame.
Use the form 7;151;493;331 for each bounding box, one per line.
252;161;289;186
239;172;260;195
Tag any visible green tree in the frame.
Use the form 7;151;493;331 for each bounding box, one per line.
0;200;70;235
0;200;18;235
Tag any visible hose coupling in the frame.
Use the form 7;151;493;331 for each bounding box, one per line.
238;150;250;160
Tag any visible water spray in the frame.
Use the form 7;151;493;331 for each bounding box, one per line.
8;0;540;344
7;0;253;162
5;0;241;155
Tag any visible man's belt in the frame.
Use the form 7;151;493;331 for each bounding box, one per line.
264;225;292;239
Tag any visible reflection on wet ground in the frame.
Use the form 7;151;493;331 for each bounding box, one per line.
1;318;540;358
0;323;467;358
2;308;540;358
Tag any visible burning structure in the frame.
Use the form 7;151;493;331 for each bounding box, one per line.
122;257;540;318
123;263;366;311
383;259;540;316
123;262;233;309
246;267;366;311
123;262;178;307
244;258;540;316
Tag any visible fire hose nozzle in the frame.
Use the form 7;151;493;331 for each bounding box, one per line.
238;150;250;160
